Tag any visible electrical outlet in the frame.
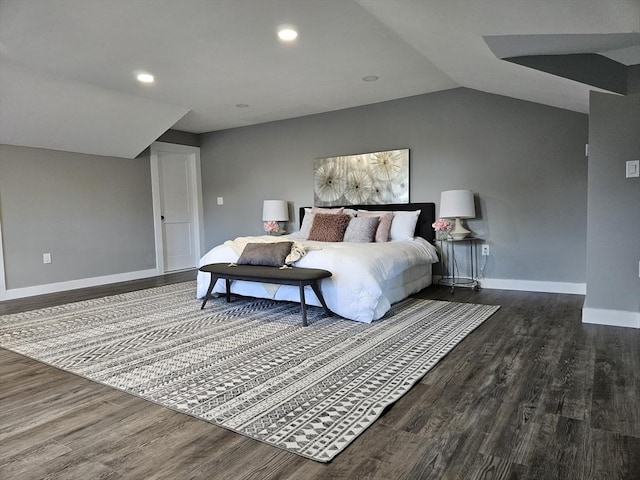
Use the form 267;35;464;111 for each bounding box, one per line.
481;245;490;256
43;253;51;264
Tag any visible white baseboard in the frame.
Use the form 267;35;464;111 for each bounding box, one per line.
478;278;586;295
582;307;640;329
0;268;159;301
431;276;586;295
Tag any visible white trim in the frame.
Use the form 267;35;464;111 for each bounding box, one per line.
0;217;6;300
150;142;204;274
479;278;586;295
150;149;165;274
430;275;585;294
0;269;158;301
582;307;640;329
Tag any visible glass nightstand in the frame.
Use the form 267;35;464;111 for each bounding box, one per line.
438;237;481;293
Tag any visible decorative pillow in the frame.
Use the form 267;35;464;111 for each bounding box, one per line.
298;211;315;239
357;210;393;242
311;206;344;215
237;242;293;267
308;213;351;242
343;216;379;243
298;207;354;239
390;210;421;241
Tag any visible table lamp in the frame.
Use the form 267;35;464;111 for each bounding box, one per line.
262;200;289;234
439;190;476;239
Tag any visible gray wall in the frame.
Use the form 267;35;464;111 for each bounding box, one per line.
200;88;589;284
156;129;201;147
0;144;156;288
0;87;593;292
585;92;640;312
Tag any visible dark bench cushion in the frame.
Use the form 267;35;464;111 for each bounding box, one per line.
199;263;331;284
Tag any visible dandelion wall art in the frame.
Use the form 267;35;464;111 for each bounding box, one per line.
313;149;409;206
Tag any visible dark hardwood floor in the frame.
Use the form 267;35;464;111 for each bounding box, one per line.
1;273;638;479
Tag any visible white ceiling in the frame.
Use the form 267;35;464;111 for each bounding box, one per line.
1;0;638;158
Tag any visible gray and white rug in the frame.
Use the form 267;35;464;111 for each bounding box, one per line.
0;281;499;462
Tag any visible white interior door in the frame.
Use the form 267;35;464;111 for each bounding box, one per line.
159;152;195;271
151;142;204;274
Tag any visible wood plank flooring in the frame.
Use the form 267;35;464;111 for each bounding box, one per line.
1;273;638;479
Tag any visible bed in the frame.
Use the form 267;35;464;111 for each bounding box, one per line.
196;202;438;323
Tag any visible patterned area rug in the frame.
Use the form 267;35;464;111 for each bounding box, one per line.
0;281;499;462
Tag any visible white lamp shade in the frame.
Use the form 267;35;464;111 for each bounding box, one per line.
262;200;289;221
439;190;476;219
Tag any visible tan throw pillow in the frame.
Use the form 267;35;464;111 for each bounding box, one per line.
308;213;351;242
357;210;393;242
237;242;293;267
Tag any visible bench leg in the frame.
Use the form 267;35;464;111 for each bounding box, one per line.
299;283;308;327
225;278;231;302
310;281;333;318
298;281;332;326
201;274;220;309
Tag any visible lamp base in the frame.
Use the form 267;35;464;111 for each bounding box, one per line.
449;217;471;240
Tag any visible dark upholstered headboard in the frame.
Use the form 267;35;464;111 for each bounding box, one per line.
299;203;436;243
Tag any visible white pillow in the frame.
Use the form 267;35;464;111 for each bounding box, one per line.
390;210;421;241
298;211;315;239
311;206;344;215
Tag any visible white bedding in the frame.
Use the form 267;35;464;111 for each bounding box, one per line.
196;235;439;323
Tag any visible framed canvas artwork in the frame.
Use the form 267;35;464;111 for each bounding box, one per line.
313;149;409;206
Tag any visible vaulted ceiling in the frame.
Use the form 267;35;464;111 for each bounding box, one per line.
1;0;638;158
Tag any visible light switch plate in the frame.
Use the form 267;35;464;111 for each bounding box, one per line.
626;160;639;178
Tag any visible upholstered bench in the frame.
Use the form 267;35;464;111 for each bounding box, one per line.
199;263;333;326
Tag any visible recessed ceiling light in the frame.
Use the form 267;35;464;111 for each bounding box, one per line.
136;73;155;83
235;104;249;108
362;75;379;82
278;27;298;42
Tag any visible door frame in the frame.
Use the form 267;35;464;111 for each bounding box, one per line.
150;142;204;274
0;213;6;300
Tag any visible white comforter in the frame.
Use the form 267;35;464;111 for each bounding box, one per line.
196;236;439;323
